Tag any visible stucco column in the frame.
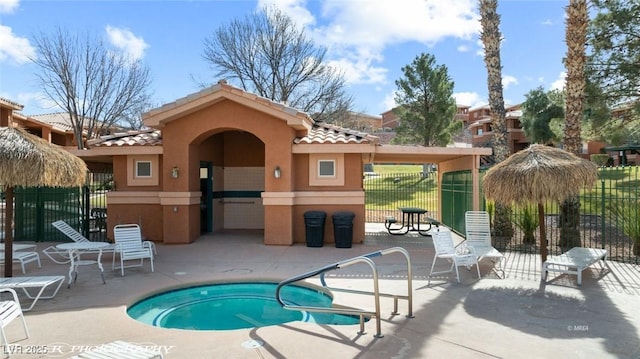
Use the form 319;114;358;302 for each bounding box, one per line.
160;192;201;244
472;154;481;211
262;192;294;245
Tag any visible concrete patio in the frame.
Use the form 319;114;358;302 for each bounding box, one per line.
3;224;640;358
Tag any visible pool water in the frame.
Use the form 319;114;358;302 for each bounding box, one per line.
127;282;362;330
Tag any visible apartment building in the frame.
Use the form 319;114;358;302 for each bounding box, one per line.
467;104;528;154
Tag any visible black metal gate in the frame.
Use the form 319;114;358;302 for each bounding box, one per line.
0;169;112;242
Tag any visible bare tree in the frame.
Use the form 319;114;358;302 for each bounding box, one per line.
202;6;353;121
31;28;152;148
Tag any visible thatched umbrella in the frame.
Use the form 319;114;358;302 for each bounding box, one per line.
482;144;598;263
0;127;87;277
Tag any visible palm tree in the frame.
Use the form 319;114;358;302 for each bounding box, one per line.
560;0;588;249
480;0;513;238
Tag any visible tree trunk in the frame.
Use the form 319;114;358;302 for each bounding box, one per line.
559;196;582;249
560;0;588;249
563;0;587;155
492;203;513;239
480;0;513;238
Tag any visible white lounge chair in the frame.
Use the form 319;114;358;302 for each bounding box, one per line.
45;220;156;264
113;224;154;276
0;276;65;311
0;288;29;354
0;251;41;274
464;211;506;278
428;228;480;284
542;247;610;286
43;220;115;264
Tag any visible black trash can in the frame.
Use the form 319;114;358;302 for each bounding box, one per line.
304;211;326;247
332;211;355;248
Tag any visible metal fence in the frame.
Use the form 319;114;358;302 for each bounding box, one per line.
0;169;111;243
479;166;640;263
365;166;640;263
2;166;639;262
364;172;439;222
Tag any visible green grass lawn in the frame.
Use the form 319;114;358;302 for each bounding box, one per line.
580;166;640;215
371;164;426;173
365;167;438;212
366;165;640;218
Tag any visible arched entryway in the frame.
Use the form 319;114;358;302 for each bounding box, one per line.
196;130;266;233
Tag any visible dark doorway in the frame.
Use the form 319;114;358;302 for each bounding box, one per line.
200;161;213;233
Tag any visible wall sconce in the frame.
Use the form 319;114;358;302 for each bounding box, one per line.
274;166;281;179
171;166;179;179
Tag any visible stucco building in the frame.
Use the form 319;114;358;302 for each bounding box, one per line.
2;84;491;246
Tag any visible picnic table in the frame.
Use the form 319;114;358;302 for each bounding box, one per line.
384;207;439;236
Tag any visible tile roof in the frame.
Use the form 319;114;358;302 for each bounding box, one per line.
0;97;24;110
88;129;162;147
294;122;379;144
31;113;77;132
87;122;378;148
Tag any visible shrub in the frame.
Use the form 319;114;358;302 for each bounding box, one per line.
590;154;611;167
607;199;640;256
514;205;539;245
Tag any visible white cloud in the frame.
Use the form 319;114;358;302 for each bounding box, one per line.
457;45;470;52
327;58;387;84
0;90;61;113
314;0;479;48
260;0;479;85
550;71;566;91
382;91;397;111
502;75;518;89
105;26;148;61
257;0;315;27
0;25;35;64
541;19;553;26
454;92;485;108
20;92;59;112
0;0;18;13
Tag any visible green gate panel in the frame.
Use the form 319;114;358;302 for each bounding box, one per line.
441;170;473;234
15;187;82;242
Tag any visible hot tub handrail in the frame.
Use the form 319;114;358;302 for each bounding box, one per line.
320;246;413;318
276;255;383;338
276;262;340;290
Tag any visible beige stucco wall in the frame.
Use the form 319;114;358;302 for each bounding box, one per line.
149;99;298;244
288;152;366;244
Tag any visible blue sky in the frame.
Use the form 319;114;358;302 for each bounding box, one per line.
0;0;570;117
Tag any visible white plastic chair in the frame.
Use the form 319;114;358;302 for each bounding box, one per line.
465;211;506;278
113;224;154;276
428;228;480;284
0;288;29;355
